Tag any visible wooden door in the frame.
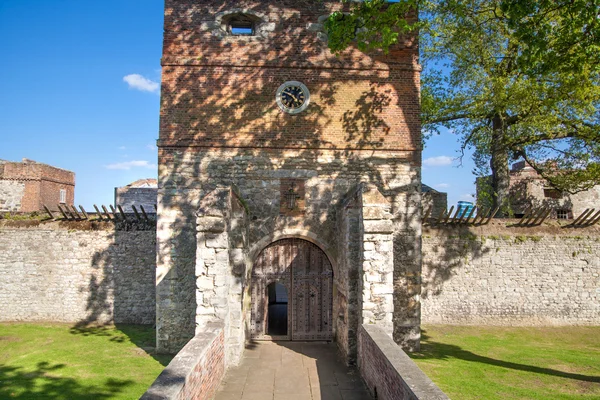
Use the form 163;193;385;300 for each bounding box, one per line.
250;239;333;341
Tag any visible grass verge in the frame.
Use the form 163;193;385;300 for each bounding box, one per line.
0;323;173;399
410;325;600;399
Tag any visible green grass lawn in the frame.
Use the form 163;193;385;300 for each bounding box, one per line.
0;323;173;399
410;325;600;400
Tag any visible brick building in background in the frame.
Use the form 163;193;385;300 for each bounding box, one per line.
0;158;75;212
477;161;600;219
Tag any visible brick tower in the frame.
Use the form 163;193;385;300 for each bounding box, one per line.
157;0;422;363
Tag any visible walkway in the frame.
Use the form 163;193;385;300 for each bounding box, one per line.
213;341;373;400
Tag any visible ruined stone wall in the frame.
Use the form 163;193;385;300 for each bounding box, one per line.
0;223;156;325
421;224;600;325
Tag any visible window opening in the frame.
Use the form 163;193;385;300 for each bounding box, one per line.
59;189;66;204
544;188;562;199
229;16;255;35
556;209;572;219
267;282;288;336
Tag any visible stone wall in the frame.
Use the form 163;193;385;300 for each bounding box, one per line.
358;324;448;400
421;224;600;325
0;180;25;212
0;222;156;325
141;322;225;400
115;187;158;213
157;0;422;354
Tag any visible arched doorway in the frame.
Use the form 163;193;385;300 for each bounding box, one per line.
250;238;333;341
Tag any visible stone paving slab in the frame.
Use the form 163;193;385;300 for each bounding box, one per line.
214;341;372;400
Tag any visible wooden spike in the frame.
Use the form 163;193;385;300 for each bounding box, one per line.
132;205;142;221
517;205;532;226
483;206;500;225
474;208;487;225
139;205;150;222
523;206;542;226
450;207;461;223
78;205;89;220
572;208;593;226
43;205;55;220
531;207;549;225
117;205;127;221
463;206;476;224
584;209;600;226
57;204;69;220
580;208;597;225
102;205;113;220
537;207;552;225
63;204;76;220
422;207;432;223
442;206;455;224
109;205;119;220
70;205;81;220
93;205;104;221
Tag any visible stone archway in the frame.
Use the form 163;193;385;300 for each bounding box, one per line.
250;238;333;341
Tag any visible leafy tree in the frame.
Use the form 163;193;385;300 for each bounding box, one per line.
326;0;600;215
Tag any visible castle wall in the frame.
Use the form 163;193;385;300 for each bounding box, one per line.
0;223;155;325
157;0;422;355
421;225;600;325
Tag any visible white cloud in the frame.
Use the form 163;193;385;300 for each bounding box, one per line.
105;160;157;170
423;156;453;167
123;74;159;93
146;142;157;151
118;146;126;150
435;183;450;189
460;193;475;201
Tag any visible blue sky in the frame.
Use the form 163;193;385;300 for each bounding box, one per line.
0;0;475;210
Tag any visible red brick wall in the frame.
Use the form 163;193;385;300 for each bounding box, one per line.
141;324;226;400
159;0;421;152
0;161;74;212
178;330;225;400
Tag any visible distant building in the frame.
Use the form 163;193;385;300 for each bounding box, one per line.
422;184;448;218
457;201;474;217
114;179;157;213
476;161;600;219
0;158;75;212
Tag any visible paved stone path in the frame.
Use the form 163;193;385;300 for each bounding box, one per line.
213;341;373;400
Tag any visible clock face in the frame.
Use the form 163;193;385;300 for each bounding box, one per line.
276;81;310;114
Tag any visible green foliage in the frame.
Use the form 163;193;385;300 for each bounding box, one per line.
326;0;600;211
325;0;420;54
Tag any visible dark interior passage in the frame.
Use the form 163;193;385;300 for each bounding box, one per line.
267;282;288;336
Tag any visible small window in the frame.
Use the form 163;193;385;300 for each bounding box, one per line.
229;16;254;35
544;188;562;199
556;209;572;219
59;189;66;204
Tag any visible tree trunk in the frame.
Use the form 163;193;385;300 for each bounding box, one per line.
490;114;511;217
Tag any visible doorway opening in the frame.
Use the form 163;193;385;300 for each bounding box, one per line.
267;282;288;336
